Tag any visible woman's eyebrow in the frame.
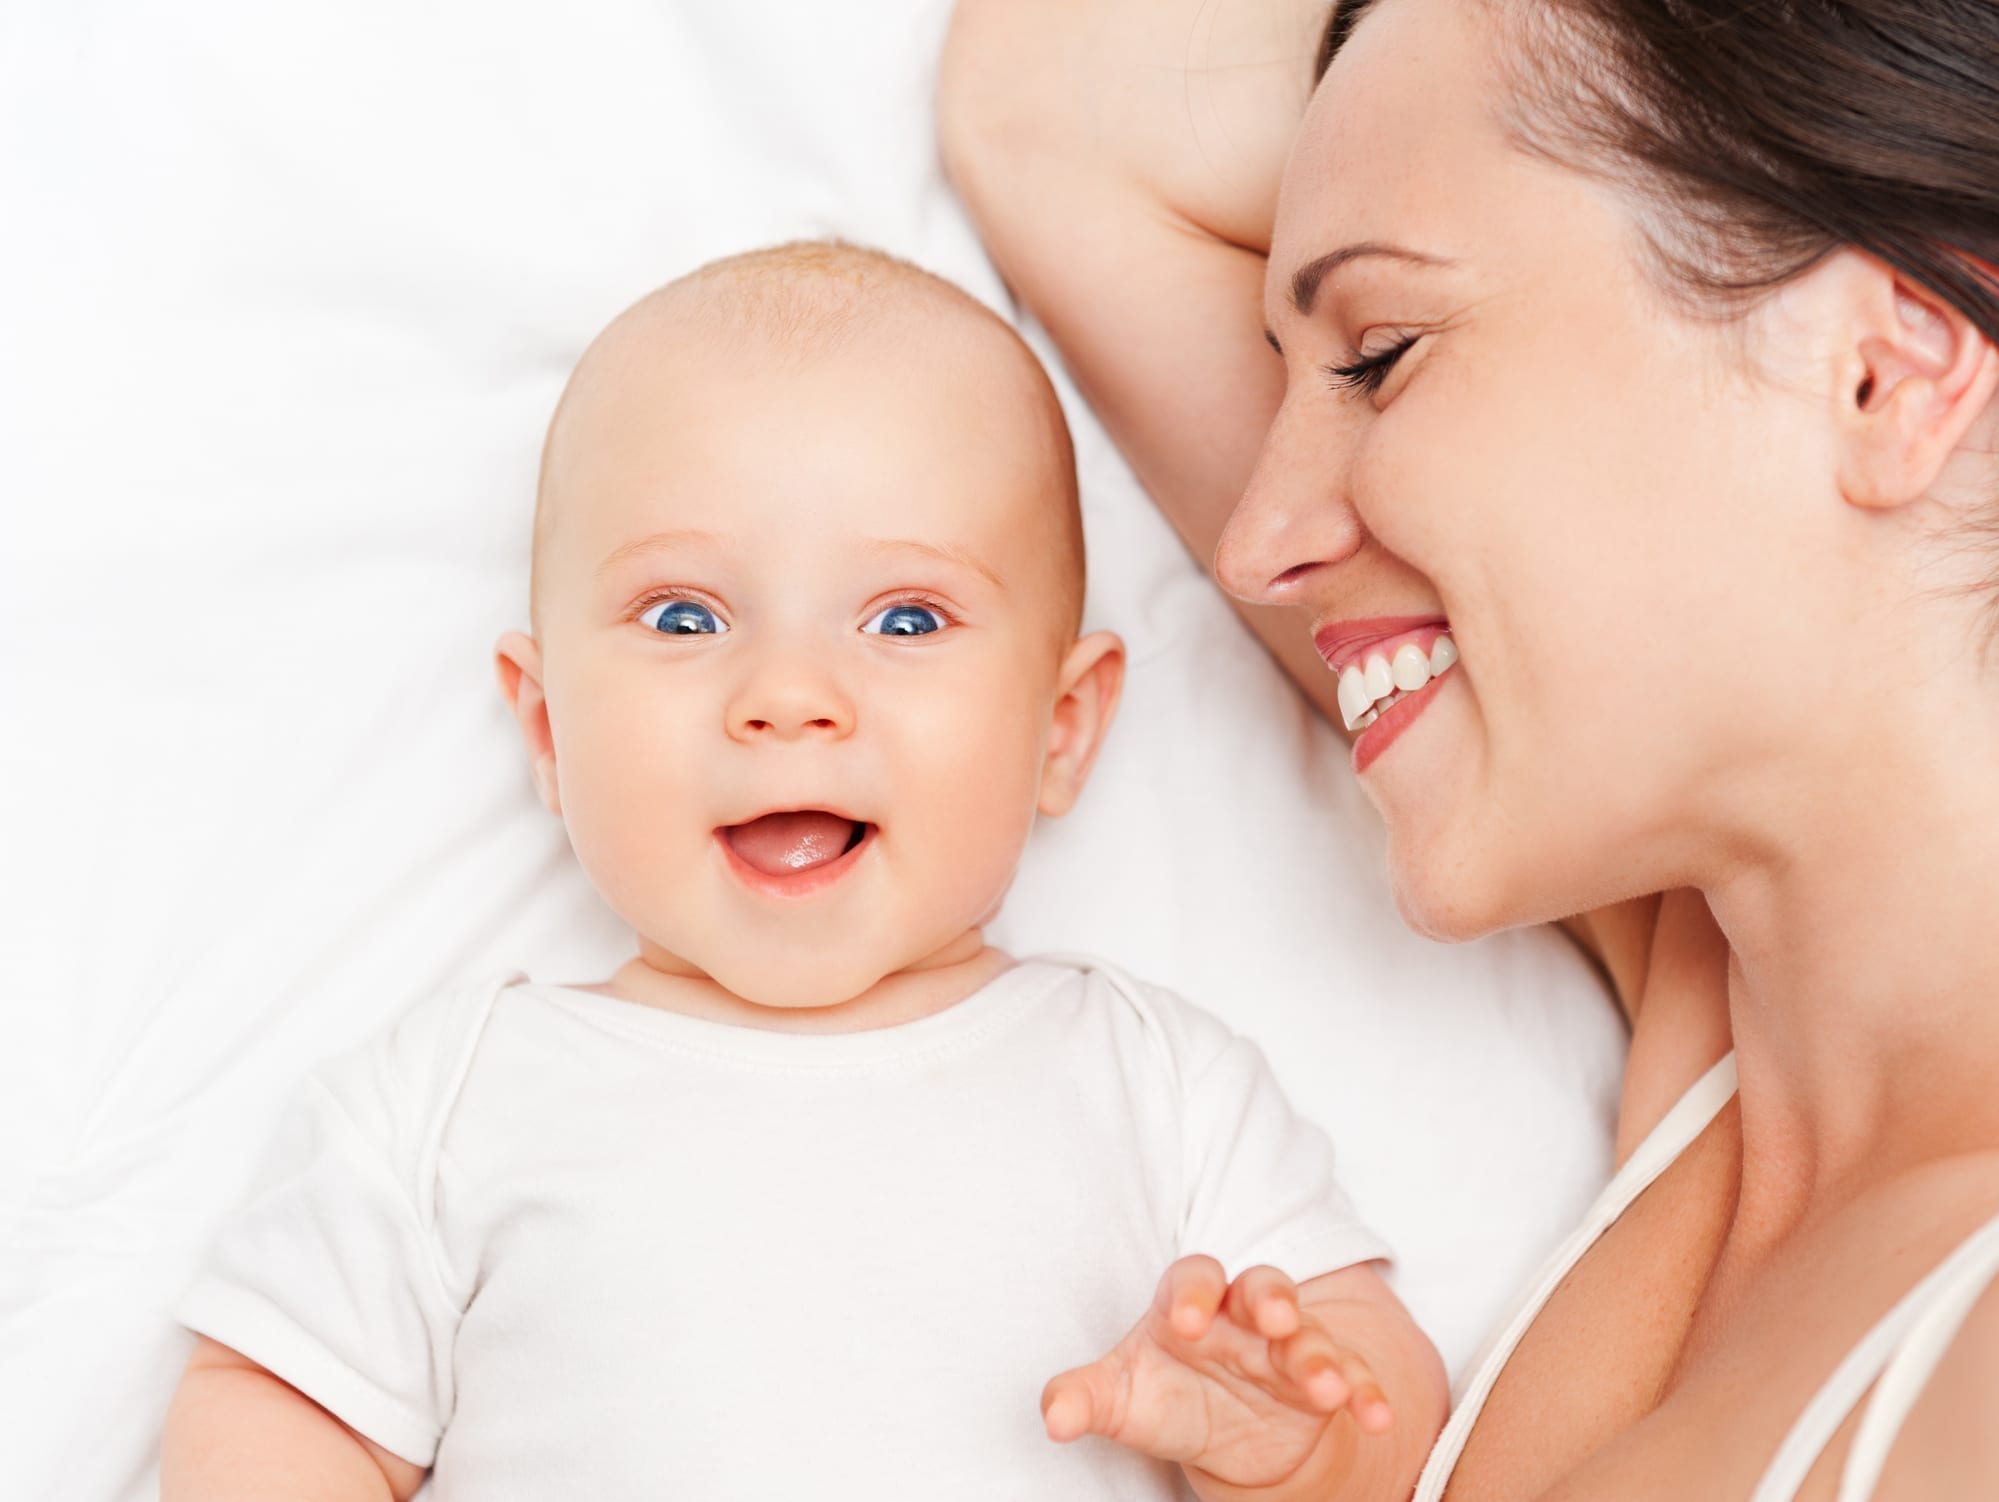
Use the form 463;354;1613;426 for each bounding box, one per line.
1289;243;1453;315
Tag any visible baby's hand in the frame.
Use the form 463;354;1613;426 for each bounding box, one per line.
1042;1257;1394;1496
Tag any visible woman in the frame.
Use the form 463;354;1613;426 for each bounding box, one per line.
942;0;1999;1496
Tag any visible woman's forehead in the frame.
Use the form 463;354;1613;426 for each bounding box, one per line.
1272;0;1537;307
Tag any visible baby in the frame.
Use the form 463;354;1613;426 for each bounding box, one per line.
161;243;1446;1501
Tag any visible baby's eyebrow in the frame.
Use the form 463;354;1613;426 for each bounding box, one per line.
596;527;724;578
863;537;1005;591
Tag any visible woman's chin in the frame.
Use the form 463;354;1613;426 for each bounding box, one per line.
1366;725;1516;940
1388;812;1646;945
1383;813;1548;944
1389;864;1513;944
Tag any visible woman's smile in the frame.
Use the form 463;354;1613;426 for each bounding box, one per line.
1310;618;1459;771
1312;621;1454;725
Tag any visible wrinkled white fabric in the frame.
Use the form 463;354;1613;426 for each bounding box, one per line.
0;4;1625;1497
180;958;1390;1495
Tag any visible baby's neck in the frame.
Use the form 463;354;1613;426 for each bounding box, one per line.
593;932;1014;1035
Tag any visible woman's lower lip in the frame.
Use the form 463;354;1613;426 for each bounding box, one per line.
1351;671;1450;775
716;824;876;899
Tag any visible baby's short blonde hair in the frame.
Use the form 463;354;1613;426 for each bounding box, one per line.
530;241;1084;638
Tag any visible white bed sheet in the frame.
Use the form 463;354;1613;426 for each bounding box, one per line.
0;3;1626;1496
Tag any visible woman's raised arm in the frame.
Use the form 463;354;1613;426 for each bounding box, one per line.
939;0;1725;1067
939;0;1342;722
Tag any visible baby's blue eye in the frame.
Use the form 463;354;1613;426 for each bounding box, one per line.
863;604;945;638
640;600;726;636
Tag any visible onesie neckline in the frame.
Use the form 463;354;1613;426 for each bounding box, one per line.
512;957;1078;1073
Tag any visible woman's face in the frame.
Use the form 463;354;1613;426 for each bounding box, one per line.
1222;0;1863;938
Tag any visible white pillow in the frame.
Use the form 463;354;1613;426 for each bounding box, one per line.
0;3;1624;1496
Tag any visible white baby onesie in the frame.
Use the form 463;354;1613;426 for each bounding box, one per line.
177;955;1392;1500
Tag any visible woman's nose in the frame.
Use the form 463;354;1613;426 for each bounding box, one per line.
726;643;856;743
1214;399;1366;606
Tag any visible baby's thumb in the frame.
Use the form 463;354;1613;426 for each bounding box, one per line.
1041;1358;1124;1444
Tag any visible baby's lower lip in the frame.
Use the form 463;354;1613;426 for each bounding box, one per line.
715;822;877;899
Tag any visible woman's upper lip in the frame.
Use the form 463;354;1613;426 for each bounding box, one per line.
1312;615;1449;673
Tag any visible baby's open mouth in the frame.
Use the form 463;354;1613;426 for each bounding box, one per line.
718;810;871;879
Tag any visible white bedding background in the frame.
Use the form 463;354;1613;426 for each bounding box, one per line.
0;3;1626;1496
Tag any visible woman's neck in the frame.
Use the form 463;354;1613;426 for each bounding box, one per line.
1706;681;1999;1235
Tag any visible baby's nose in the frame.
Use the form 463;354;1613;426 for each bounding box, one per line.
725;653;856;742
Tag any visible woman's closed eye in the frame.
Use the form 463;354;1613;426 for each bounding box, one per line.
862;602;948;638
1324;333;1419;397
639;598;727;635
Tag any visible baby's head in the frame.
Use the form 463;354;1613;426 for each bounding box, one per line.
497;243;1123;1010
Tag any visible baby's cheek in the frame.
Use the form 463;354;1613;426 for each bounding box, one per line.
903;732;1042;909
555;726;705;927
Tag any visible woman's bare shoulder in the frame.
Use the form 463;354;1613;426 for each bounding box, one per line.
1870;1250;1999;1500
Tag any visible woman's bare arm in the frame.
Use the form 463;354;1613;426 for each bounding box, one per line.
939;0;1342;723
940;0;1745;1091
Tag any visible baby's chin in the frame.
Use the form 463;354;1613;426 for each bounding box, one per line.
709;955;896;1012
661;935;966;1018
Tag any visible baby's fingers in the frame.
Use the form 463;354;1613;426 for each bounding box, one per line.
1222;1264;1302;1340
1156;1254;1229;1342
1272;1328;1396;1434
1041;1360;1125;1444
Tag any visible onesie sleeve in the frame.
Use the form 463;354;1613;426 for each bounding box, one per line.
1171;1000;1394;1285
174;978;503;1466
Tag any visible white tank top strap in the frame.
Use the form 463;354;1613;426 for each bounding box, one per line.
1411;1052;1741;1502
1749;1207;1999;1502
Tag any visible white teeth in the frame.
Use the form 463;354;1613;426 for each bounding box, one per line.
1335;632;1458;733
1392;642;1431;692
1363;654;1394;702
1338;665;1373;730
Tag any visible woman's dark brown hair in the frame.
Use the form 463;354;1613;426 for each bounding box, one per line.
1316;0;1999;343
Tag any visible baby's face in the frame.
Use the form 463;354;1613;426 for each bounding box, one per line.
514;302;1112;1009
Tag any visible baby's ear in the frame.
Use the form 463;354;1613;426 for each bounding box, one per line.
1038;631;1126;818
495;631;561;816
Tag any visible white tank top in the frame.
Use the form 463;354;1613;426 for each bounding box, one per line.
1413;1053;1999;1501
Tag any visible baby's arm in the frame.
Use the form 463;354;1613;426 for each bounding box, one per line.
162;1337;428;1502
1044;1258;1447;1502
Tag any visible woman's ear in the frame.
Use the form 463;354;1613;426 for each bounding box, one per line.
495;631;561;816
1038;631;1126;818
1834;257;1999;511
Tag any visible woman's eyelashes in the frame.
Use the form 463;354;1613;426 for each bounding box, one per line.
1324;333;1419;397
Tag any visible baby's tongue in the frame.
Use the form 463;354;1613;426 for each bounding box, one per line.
724;811;857;876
